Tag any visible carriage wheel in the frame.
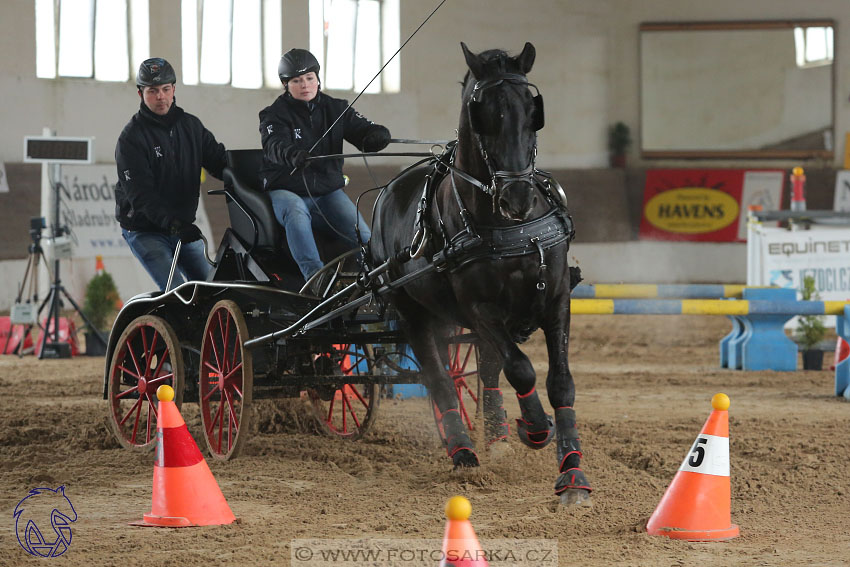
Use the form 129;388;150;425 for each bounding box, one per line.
107;315;185;450
199;300;253;460
307;344;380;440
432;330;481;446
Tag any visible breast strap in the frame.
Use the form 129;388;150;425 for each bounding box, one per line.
433;207;574;272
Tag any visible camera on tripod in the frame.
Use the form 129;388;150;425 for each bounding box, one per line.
29;216;46;246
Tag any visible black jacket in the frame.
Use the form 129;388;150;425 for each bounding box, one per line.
259;91;389;196
115;101;226;232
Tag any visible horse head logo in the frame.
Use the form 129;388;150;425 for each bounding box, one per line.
13;486;78;557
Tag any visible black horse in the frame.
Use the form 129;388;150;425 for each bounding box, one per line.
370;42;590;505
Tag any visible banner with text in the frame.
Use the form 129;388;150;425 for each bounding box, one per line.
57;165;214;259
639;169;785;242
748;226;850;301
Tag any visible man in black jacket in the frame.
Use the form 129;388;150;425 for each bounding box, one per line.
115;57;226;291
259;48;390;284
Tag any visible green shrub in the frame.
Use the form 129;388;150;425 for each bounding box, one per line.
83;271;120;330
607;121;632;155
794;275;826;349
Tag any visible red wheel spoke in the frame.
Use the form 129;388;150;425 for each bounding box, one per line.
203;380;221;401
208;396;224;436
221;362;243;384
326;395;336;423
147;373;174;387
456;378;479;404
342;392;362;429
223;313;232;372
116;364;142;381
119;396;143;427
347;385;368;408
208;322;223;374
127;340;143;380
115;385;139;399
152;345;169;378
146;331;160;376
140;326;150;375
130;397;142;443
224;388;238;451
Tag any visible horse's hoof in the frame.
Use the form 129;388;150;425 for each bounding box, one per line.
559;488;592;507
451;448;480;468
515;414;555;449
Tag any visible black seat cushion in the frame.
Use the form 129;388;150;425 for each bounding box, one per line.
224;149;281;251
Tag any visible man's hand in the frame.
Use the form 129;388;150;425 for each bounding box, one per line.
174;223;203;244
291;149;311;169
362;129;391;153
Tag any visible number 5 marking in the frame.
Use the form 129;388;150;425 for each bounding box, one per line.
688;437;707;467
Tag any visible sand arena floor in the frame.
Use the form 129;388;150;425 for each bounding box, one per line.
0;314;848;566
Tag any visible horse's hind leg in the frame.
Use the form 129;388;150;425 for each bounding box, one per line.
544;314;592;506
403;307;479;468
478;342;508;445
472;305;554;450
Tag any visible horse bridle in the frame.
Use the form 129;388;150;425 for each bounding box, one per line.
462;73;544;204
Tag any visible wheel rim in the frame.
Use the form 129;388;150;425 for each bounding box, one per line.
308;344;379;440
199;300;253;460
108;316;184;450
433;329;480;445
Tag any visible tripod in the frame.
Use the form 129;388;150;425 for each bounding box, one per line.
36;178;107;359
5;219;51;356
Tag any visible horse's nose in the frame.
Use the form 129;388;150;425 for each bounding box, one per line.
499;185;537;221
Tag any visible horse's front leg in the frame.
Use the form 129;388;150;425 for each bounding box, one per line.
544;308;592;506
472;304;555;450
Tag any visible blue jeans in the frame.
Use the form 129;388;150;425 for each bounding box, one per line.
122;229;211;291
268;188;371;280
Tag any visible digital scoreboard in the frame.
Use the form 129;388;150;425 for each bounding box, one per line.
24;136;93;164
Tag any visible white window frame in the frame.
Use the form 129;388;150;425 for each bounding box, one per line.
35;0;149;81
309;0;400;94
181;0;282;89
794;25;834;69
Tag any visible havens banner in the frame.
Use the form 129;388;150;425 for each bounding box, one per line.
639;169;785;242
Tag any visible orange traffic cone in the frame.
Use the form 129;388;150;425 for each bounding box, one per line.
646;393;739;541
440;496;488;567
133;385;237;527
95;255;105;274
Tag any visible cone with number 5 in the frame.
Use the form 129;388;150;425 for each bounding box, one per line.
646;393;739;541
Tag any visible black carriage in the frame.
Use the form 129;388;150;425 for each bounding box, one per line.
103;149;481;460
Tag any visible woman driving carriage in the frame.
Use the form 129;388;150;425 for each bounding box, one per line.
258;48;391;285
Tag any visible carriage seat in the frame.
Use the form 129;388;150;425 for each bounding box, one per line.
222;149;281;252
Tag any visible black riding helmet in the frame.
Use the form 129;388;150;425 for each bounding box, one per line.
136;57;176;88
278;48;320;84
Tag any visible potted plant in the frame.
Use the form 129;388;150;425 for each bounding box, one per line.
607;121;632;168
795;275;826;370
82;270;120;356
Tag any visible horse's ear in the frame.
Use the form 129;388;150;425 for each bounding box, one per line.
461;42;484;79
517;42;536;74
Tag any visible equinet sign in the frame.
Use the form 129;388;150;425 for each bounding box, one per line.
768;239;850;256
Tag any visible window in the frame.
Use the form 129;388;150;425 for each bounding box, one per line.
35;0;149;81
794;26;833;68
309;0;400;94
181;0;282;89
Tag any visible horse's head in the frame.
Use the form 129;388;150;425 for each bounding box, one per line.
459;42;544;222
